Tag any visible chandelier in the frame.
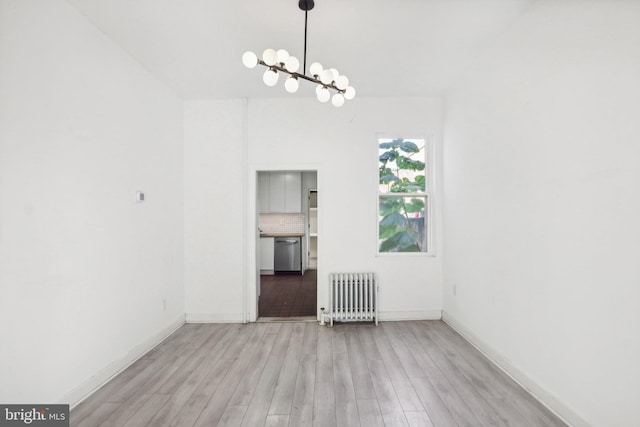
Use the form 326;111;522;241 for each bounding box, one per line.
241;0;355;107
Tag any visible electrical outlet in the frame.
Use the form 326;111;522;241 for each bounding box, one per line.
163;299;167;311
452;284;457;296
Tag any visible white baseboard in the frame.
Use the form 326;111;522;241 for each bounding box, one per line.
64;314;185;409
186;312;246;323
442;311;587;427
378;309;442;321
185;311;442;323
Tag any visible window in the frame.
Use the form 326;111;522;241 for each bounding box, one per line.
378;137;431;254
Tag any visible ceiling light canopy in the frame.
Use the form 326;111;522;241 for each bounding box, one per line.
242;0;355;107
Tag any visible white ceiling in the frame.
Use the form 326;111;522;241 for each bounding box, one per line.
66;0;534;100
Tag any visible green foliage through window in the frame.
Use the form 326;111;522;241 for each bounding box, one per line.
378;138;428;253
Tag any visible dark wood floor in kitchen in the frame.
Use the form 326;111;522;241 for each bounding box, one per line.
259;270;317;317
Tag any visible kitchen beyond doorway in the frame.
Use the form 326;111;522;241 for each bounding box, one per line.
257;170;318;318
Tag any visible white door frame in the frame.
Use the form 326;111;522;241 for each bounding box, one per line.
245;164;323;322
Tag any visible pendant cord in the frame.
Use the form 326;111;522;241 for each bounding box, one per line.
303;9;308;75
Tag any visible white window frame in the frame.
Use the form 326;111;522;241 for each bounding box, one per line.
376;134;434;257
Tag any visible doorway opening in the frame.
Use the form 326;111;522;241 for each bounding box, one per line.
257;171;318;318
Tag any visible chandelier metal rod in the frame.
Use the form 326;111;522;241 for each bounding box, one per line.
303;9;308;75
257;60;342;92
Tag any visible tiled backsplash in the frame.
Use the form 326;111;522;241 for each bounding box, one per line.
259;213;305;234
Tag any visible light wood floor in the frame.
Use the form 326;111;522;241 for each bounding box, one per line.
71;321;568;427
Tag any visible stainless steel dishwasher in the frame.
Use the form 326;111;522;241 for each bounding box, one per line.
274;237;301;273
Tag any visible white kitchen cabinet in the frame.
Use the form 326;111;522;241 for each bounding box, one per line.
257;172;270;212
284;172;302;212
268;172;286;212
259;171;301;213
259;237;274;273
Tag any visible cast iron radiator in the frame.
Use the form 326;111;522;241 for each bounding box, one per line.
329;272;378;326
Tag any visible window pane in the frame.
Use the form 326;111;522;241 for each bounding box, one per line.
379;138;426;194
378;196;427;253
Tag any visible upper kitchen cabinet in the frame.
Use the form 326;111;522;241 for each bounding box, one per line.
258;171;302;213
258;173;270;212
284;172;302;212
268;172;286;212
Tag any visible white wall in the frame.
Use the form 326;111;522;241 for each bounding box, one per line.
184;97;444;322
442;2;640;426
183;100;246;322
0;0;185;405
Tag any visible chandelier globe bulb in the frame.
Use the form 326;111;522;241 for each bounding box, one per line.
263;68;279;86
320;69;334;85
276;49;290;64
310;62;323;77
284;57;300;73
336;75;349;90
317;86;330;103
262;49;278;66
344;86;356;100
332;93;345;107
242;51;258;68
284;76;299;93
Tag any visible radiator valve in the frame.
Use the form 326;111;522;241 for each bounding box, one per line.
319;307;326;326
